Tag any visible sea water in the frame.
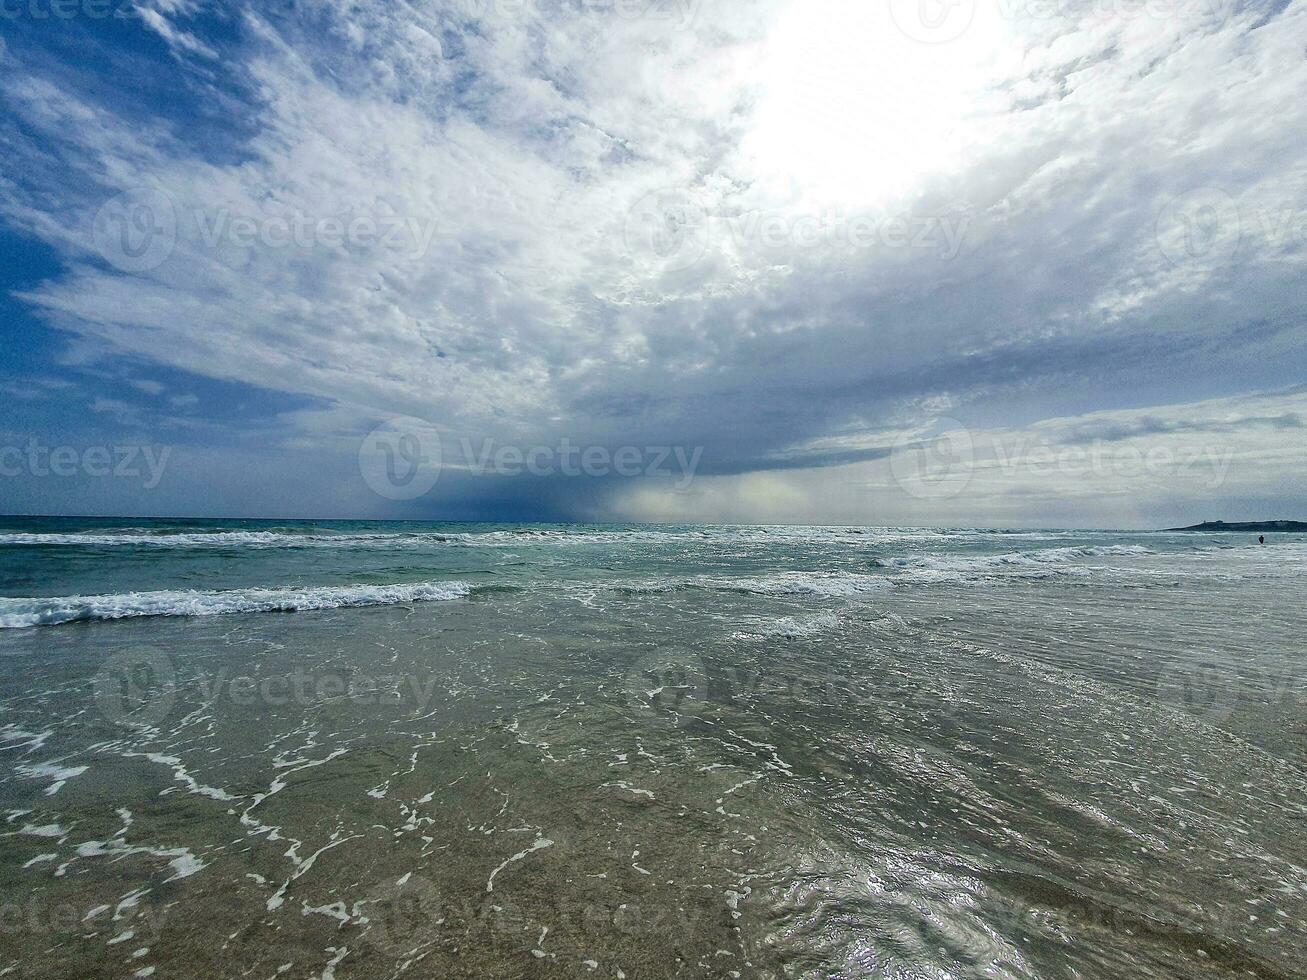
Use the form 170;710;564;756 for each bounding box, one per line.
0;518;1304;977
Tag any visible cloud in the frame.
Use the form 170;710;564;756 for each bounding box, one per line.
0;0;1304;523
604;387;1307;528
136;3;219;60
88;397;144;427
0;377;74;401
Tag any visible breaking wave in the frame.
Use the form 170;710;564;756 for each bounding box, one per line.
0;581;472;629
0;529;1162;551
874;544;1154;582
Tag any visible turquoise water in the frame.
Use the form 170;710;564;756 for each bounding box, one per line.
2;516;1298;619
1;519;1304;977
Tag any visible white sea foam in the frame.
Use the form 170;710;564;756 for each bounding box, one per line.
903;543;1150;567
17;762;90;795
0;529;531;548
0;531;413;548
673;544;1158;598
0;528;694;549
707;572;893;598
878;544;1154;581
732;611;840;640
0;581;471;628
0;527;1175;550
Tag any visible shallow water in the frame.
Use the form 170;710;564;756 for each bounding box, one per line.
1;519;1304;978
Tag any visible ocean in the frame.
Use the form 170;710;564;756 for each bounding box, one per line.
0;517;1303;978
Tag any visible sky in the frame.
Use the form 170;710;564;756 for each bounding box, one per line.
0;0;1304;527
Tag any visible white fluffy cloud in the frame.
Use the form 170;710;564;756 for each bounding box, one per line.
1;0;1305;523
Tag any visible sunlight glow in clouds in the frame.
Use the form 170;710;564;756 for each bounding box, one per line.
741;0;1012;210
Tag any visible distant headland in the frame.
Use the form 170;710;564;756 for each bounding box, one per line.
1165;520;1307;532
